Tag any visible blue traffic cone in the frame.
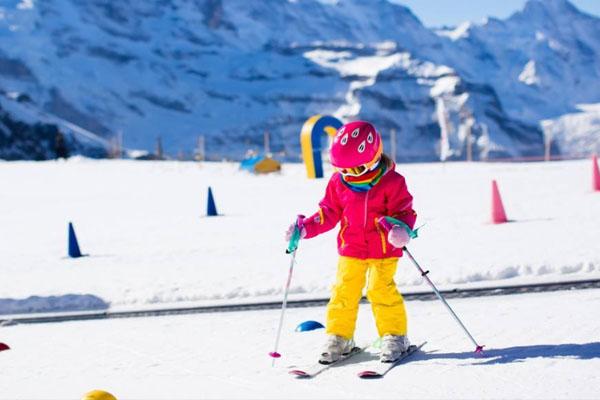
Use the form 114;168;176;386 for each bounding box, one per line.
207;187;218;216
68;222;83;258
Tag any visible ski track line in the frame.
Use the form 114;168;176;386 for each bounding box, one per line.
1;279;599;325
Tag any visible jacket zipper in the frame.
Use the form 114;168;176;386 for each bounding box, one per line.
375;217;387;255
363;191;369;228
363;191;370;257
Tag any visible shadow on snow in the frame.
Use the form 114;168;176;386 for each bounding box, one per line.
0;294;109;315
419;343;600;365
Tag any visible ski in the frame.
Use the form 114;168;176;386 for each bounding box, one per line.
357;341;426;379
289;346;366;379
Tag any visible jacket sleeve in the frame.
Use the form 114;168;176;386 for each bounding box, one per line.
303;174;343;239
387;175;417;229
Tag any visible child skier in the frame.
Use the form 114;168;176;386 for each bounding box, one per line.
285;120;417;364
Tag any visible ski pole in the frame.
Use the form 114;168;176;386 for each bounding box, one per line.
269;215;304;365
402;247;484;353
377;216;484;353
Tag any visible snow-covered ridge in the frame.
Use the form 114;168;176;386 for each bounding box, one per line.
541;103;600;156
0;94;108;159
0;0;598;160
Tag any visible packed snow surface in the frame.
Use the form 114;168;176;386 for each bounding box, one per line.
0;158;599;314
1;289;599;399
1;158;599;399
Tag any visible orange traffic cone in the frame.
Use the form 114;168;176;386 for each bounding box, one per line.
593;155;600;192
491;180;508;224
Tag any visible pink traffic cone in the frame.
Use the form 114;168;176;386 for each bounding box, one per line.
491;180;508;224
593;155;600;192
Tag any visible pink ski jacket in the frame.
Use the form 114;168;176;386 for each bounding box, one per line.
303;161;416;259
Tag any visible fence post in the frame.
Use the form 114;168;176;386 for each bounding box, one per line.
544;133;552;162
264;131;271;156
196;135;205;161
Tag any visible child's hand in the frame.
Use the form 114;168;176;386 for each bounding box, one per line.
388;225;410;248
285;221;307;242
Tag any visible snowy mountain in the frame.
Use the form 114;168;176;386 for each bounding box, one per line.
0;92;108;159
0;0;598;160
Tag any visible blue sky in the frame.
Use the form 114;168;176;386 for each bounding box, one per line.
391;0;600;27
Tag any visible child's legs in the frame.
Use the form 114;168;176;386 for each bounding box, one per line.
326;256;368;339
366;257;407;337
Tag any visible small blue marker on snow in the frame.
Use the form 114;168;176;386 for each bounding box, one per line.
207;187;218;216
295;320;325;332
68;222;83;258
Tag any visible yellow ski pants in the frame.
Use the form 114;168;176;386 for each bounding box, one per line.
326;256;407;339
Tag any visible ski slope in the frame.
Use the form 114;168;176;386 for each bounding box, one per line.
0;158;599;314
1;158;599;398
1;289;599;399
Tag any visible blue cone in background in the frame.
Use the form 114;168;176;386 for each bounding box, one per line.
295;320;325;332
68;222;83;258
207;187;218;216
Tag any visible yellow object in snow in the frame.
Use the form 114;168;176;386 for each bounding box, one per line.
326;256;407;339
81;390;117;400
254;157;281;174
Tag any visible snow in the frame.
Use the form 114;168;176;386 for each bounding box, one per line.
541;103;600;156
0;158;599;315
429;75;460;97
518;60;541;86
1;288;599;398
303;48;406;118
304;50;403;78
435;21;472;41
1;158;600;398
16;0;34;11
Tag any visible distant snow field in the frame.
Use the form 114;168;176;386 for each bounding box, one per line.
0;158;599;315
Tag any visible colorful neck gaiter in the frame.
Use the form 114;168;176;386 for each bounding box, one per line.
340;160;387;192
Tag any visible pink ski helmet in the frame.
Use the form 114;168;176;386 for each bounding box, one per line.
330;121;383;175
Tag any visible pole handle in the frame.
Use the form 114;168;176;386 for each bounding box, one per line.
377;216;419;239
286;215;305;254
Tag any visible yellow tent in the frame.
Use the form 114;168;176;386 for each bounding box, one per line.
254;157;281;174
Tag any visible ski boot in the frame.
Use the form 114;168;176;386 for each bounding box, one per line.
380;334;410;363
319;335;355;364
